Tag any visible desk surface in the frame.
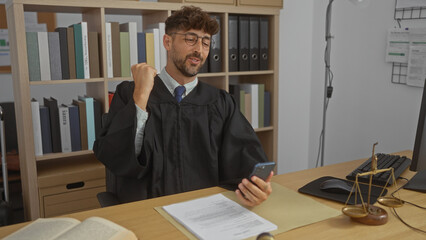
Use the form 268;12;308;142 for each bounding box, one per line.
0;150;425;239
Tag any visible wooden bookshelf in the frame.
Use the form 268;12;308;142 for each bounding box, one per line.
6;0;281;220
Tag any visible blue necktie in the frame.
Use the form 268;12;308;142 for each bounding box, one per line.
174;86;186;103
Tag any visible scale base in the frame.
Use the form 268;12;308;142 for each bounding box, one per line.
351;205;388;225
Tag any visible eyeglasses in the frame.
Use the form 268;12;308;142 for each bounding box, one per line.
169;32;213;49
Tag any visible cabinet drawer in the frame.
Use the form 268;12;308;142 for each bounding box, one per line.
238;0;283;8
42;186;105;217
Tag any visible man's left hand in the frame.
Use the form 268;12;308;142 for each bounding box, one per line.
235;171;273;207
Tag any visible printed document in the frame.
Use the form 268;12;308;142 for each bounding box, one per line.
162;193;277;240
406;28;426;87
385;28;410;63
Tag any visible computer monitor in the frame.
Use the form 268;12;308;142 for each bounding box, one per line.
404;83;426;193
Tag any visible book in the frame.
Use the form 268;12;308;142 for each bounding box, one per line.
81;22;90;79
43;97;62;153
120;32;130;77
120;22;138;71
67;27;76;79
72;23;84;79
78;96;95;150
240;84;259;128
58;104;72;153
244;92;252;124
258;83;264;128
55;27;70;79
48;32;63;80
144;28;160;71
264;91;271;127
3;216;137;240
147;22;166;70
31;99;43;156
68;104;82;151
93;99;102;139
38;31;51;81
110;22;121;77
105;22;113;78
72;99;88;150
145;32;155;69
39;105;53;154
137;32;146;63
88;31;100;78
26;32;41;81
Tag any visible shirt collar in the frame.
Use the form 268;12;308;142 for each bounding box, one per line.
159;68;198;98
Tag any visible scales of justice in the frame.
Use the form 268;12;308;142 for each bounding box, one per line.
342;142;405;225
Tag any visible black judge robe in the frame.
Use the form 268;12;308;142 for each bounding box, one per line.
93;76;268;204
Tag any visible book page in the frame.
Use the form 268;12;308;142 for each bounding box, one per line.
3;218;80;240
162;193;277;240
54;217;137;240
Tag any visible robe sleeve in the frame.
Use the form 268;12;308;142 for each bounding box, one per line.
218;91;269;190
93;81;150;178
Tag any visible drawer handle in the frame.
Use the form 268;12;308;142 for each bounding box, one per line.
66;182;85;189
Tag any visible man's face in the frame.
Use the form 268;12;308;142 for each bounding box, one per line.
167;29;211;77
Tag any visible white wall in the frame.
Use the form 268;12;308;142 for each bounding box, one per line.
278;0;426;174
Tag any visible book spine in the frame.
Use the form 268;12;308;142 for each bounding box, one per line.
81;22;90;79
48;32;63;80
79;96;95;150
55;27;70;79
73;23;84;79
258;84;264;128
68;104;82;151
37;32;51;81
145;32;155;69
73;100;88;150
59;105;72;153
44;97;62;152
120;22;138;71
105;22;113;78
137;32;146;63
67;27;76;79
39;106;53;154
88;32;100;78
120;32;130;77
111;22;121;77
26;32;41;81
31;99;43;156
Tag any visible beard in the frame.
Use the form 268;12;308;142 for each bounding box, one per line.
171;51;205;77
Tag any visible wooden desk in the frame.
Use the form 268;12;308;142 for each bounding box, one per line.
0;150;425;239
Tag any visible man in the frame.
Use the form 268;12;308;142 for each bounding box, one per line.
93;6;272;207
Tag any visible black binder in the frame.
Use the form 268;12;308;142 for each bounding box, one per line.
209;15;221;73
238;15;249;71
43;97;62;153
249;16;260;71
228;15;238;72
259;17;269;70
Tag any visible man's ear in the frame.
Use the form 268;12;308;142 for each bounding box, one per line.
163;34;172;50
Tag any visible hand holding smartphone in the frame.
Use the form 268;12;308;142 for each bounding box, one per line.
248;162;276;181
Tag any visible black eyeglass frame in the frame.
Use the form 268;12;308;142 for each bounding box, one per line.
169;32;214;49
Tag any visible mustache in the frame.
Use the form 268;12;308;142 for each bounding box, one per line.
186;52;203;62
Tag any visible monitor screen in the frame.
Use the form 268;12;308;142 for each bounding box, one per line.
405;83;426;192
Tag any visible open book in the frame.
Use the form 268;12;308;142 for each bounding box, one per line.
4;216;137;240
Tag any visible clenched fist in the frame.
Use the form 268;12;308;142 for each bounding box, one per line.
131;63;157;111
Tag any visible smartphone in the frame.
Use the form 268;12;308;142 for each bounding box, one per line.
248;162;276;181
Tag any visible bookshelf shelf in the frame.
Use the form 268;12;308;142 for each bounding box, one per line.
7;0;281;220
35;150;93;162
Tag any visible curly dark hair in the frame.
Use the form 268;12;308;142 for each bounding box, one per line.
165;6;219;36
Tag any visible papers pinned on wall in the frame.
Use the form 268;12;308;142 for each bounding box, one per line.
386;28;426;87
0;29;9;67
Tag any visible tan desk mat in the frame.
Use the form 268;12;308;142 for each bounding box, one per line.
155;182;341;239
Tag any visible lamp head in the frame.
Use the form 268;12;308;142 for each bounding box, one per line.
348;0;370;8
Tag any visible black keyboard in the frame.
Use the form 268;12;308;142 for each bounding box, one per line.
346;153;411;186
